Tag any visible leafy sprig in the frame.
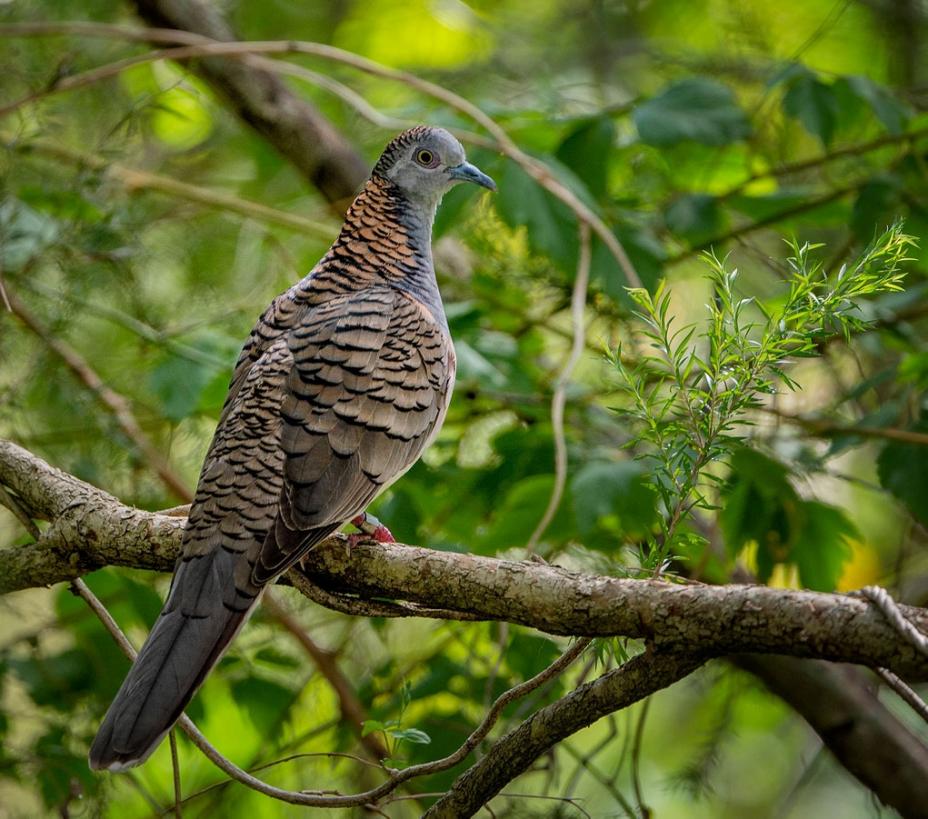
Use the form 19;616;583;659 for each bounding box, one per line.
613;222;914;572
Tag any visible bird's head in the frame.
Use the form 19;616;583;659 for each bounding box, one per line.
373;126;496;207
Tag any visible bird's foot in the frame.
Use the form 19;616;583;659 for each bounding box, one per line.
348;512;396;547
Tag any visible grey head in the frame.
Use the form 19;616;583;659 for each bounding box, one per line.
373;126;496;207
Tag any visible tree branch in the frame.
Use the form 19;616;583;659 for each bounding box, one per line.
0;21;642;287
423;650;704;817
735;655;928;819
13;139;336;238
2;439;927;679
130;0;368;210
4;288;194;502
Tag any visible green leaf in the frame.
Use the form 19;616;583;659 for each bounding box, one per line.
720;449;798;568
633;78;751;146
478;474;572;552
791;500;855;592
0;197;60;271
877;430;928;525
34;727;98;808
591;225;665;302
664;194;725;245
840;76;910;135
571;460;658;539
361;720;386;737
230;676;295;732
254;647;301;670
850;176;902;241
495;159;578;271
453;339;508;389
555;116;616;200
782;72;840;145
506;632;562;682
9;649;96;710
148;333;235;421
389;727;432;745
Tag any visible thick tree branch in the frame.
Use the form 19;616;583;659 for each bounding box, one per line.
423;650;704;817
130;0;368;209
0;21;642;287
736;655;928;819
2;439;928;680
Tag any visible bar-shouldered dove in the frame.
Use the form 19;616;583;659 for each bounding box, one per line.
89;126;495;771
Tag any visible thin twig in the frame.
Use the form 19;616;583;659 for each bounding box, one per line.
0;23;642;288
764;407;928;446
168;731;183;819
630;695;651;818
71;576;591;809
855;585;928;657
5;287;193;501
526;223;592;553
875;668;928;725
0;484;40;539
12;139;336;239
666;183;860;265
261;590;389;760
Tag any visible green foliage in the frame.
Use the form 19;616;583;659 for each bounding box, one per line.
877;425;928;526
2;1;928;817
633;78;752;146
615;225;911;578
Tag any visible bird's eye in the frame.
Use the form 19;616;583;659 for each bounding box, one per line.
415;149;436;167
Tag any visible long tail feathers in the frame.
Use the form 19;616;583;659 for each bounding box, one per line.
88;551;259;771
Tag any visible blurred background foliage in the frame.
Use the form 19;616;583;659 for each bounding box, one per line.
1;0;928;816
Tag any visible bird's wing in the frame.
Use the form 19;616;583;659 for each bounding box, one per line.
215;284;306;428
89;335;293;769
251;284;454;584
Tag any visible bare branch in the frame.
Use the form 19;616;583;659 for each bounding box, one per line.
736;655;928;819
423;650;704;817
71;577;591;810
130;0;369;209
526;223;591;553
0;22;642;287
2;439;927;680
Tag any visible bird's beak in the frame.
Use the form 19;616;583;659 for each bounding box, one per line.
448;161;497;192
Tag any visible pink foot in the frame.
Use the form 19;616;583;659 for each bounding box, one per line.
349;512;396;545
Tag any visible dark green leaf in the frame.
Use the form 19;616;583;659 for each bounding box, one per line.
791;500;855;591
571;460;659;540
495;159;578;271
0;197;60;271
555;117;616;200
664;194;725;245
840;76;910;135
782;72;840;145
230;676;295;732
877;429;928;525
851;176;902;241
634;78;751;146
389;727;432;745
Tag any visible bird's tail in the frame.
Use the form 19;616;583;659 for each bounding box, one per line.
88;549;260;771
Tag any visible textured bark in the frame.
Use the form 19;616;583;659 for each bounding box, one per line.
2;439;928;680
130;0;368;210
423;651;704;817
736;655;928;819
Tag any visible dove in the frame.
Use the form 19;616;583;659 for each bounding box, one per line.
89;126;495;770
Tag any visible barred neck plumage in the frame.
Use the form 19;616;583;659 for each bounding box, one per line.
311;175;445;324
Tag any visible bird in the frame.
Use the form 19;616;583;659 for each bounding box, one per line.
89;126;496;771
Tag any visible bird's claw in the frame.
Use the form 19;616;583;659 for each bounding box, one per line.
349;512;396;546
